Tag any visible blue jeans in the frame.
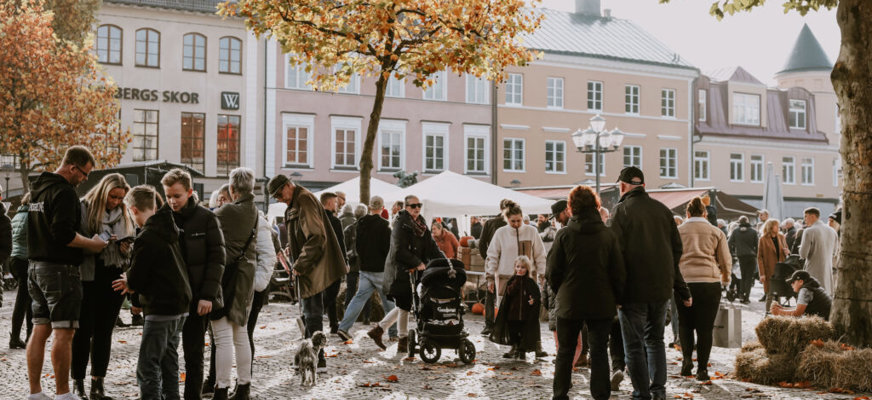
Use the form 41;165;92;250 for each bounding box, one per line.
618;301;668;400
138;316;186;400
338;272;397;337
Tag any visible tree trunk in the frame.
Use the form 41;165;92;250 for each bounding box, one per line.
358;71;389;206
830;0;872;347
20;168;30;194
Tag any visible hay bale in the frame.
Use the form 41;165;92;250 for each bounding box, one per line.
735;348;798;385
755;316;835;355
741;341;763;353
797;340;872;392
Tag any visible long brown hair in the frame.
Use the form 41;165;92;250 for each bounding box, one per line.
82;173;133;234
685;196;706;218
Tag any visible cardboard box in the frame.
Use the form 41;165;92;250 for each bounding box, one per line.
458;247;485;272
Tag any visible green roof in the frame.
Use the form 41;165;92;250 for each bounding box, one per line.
778;24;832;74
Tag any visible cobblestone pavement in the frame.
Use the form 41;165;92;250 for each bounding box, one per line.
0;283;867;399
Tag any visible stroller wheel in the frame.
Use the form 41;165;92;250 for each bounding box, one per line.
419;340;441;364
459;339;476;364
408;330;418;358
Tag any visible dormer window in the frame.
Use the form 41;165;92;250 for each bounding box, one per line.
789;99;807;129
732;93;760;126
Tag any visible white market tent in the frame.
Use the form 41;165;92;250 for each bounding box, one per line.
266;176;400;223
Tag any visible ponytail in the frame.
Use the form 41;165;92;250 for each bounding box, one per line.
686;196;706;218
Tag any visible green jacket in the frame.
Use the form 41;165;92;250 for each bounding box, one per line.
214;192;259;326
10;204;28;260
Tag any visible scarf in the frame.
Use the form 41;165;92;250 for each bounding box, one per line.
100;206;135;267
412;214;428;237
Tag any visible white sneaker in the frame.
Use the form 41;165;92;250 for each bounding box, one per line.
27;393;53;400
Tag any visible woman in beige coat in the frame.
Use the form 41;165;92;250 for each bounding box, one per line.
757;219;789;312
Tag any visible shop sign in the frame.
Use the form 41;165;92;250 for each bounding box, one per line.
115;87;200;104
221;92;240;110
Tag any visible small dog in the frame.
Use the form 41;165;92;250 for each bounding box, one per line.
294;331;327;386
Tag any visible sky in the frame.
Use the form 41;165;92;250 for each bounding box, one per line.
538;0;840;86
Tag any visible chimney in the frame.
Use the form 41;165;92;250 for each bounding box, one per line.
603;8;611;18
575;0;602;17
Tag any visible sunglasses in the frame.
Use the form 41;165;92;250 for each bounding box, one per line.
407;203;423;209
73;165;90;179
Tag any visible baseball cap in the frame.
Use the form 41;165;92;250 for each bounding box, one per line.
369;195;385;210
267;174;290;197
550;199;567;217
617;166;644;185
786;270;811;284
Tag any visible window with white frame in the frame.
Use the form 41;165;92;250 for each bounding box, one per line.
464;125;489;174
661;89;675;118
783;156;795;184
282;113;314;168
466;74;488;104
698;89;706;121
833;157;841;187
693;151;709;181
623;146;642;168
588;81;603;111
750;155;764;183
801;157;814;185
285;55;310;89
331;117;361;169
545;141;565;173
386;76;404;98
505;73;523;105
378;120;405;171
336;70;360;94
423;70;446;100
503;138;525;172
730;153;744;182
422;122;448;172
789;99;807;129
547;77;564;108
732;93;760;125
585;153;605;176
625;85;640;114
659;148;676;178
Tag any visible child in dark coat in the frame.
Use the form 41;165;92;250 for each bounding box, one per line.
490;255;541;360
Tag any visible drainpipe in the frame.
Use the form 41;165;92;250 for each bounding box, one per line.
262;38;270;213
491;80;498;185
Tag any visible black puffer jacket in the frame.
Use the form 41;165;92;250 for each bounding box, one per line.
127;205;192;316
728;222;759;258
27;172;83;265
356;214;390;273
173;197;225;311
610;187;689;303
0;203;11;265
383;210;442;310
547;208;626;320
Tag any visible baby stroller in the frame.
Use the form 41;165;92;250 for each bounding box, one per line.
770;255;802;306
408;258;476;364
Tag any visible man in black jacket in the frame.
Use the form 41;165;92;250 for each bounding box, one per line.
478;199;511;336
610;167;690;400
26;146;109;400
320;192;346;334
161;169;226;400
728;216;759;304
337;196;397;341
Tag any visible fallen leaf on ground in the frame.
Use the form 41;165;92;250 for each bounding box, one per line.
531;370;542;376
467;394;477;398
385;375;399;382
423;385;432;390
344;340;353;345
467;371;476;376
701;380;712;385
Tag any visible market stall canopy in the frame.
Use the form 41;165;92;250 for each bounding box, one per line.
313;176;400;204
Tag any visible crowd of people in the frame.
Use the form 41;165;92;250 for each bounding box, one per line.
0;145;842;400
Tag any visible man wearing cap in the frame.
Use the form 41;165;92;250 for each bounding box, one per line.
799;207;837;295
267;175;346;371
336;196;397;342
770;270;832;320
540;200;570;254
478;199;512;336
610;167;690;400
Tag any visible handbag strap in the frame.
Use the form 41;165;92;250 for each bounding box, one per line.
233;215;259;265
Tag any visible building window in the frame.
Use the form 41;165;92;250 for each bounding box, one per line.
135;28;160;67
336;68;360;94
466;75;488;104
661;89;675;118
379;131;403;171
623;146;642;168
423;122;448;172
283;114;313;167
219;37;242;74
625;85;640;114
465;126;488;175
732;93;760;125
789;99;807;130
783;156;795;184
386;76;404;98
801;157;814;185
132;109;159;161
587;81;603;111
730;153;744;182
835;104;841;135
285;55;310;89
505;73;523;105
503;138;525;172
750;155;764;183
180;112;205;173
422;70;445;100
544;141;565;173
182;33;206;72
547;77;564;108
698;89;706;121
585;153;605;176
333;129;356;168
659;148;676;178
96;25;122;65
216;115;240;176
693;151;709;181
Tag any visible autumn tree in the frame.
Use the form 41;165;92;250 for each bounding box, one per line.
0;0;129;192
679;0;870;347
220;0;543;204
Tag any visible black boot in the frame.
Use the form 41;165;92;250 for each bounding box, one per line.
502;345;517;359
680;361;693;377
213;387;229;400
230;383;250;400
90;377;113;400
74;379;89;400
202;376;215;395
9;337;26;349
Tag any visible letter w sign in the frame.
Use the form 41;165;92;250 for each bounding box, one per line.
221;92;240;110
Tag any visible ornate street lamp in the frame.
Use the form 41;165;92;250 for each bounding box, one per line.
571;114;625;194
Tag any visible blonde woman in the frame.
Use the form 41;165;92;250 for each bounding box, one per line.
72;173;136;399
757;218;789;312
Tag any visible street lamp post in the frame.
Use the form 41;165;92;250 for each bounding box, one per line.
2;161;12;199
571;114;624;194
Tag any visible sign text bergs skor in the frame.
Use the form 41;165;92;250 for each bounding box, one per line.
221;92;240;110
115;87;200;104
